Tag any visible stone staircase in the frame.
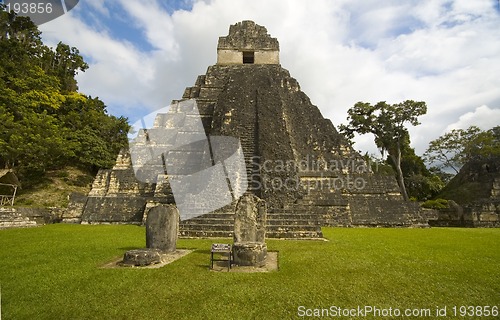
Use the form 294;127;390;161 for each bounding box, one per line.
262;189;349;239
174;67;325;239
266;207;323;239
239;123;262;194
178;207;324;239
179;209;235;238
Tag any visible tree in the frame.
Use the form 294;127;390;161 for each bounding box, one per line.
424;126;480;174
0;6;42;46
386;134;445;200
0;9;130;181
340;100;427;201
58;95;130;171
470;126;500;160
42;42;89;92
424;126;500;174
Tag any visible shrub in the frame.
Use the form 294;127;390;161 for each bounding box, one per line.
422;198;449;209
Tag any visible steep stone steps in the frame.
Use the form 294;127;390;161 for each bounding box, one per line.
267;214;319;227
178;205;325;239
177;66;262;196
240;127;261;193
179;229;233;238
181;212;234;220
179;209;234;238
266;208;323;238
181;223;234;231
280;199;352;227
181;218;234;226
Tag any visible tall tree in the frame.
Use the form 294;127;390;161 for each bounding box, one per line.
424;126;500;174
340;100;427;201
43;42;89;92
424;126;481;174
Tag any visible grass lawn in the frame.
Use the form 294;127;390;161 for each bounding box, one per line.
1;225;499;319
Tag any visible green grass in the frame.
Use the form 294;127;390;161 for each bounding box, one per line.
1;225;499;319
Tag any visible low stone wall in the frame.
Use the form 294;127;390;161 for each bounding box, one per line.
469;201;500;227
80;196;147;224
0;207;62;229
429;200;500;227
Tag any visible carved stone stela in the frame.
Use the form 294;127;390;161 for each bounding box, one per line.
233;193;267;267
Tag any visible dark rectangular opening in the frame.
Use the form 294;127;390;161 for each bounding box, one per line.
243;51;255;64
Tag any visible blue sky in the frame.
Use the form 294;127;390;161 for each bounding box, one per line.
39;0;500;156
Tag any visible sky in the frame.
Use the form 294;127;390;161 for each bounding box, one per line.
39;0;500;158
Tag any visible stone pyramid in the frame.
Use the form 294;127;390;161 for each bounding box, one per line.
432;156;500;227
70;21;427;238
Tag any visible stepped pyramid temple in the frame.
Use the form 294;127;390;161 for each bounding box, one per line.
431;157;500;227
67;21;427;238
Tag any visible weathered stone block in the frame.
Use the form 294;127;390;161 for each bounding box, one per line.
146;204;179;253
232;242;267;267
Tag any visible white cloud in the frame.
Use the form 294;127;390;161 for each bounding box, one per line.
445;105;500;131
86;0;110;17
40;6;159;115
39;0;500;157
118;0;179;54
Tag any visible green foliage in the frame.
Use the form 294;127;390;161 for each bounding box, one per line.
0;10;129;182
340;100;427;155
362;153;395;175
429;166;454;184
1;225;499;319
42;41;89;92
406;174;445;201
472;126;500;159
340;100;427;200
57;93;130;171
424;126;500;173
341;101;442;201
421;198;449;209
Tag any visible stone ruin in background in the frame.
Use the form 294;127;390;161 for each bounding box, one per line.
65;21;430;238
430;157;500;227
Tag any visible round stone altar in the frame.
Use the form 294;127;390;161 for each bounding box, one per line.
121;248;162;267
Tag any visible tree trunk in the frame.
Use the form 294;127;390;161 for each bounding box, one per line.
389;151;409;201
